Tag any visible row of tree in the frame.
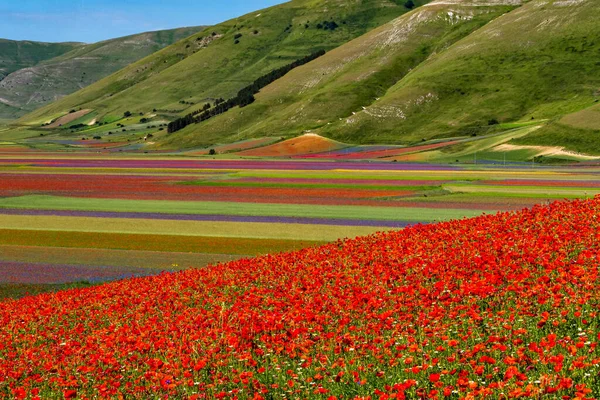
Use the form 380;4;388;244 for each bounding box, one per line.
168;49;326;134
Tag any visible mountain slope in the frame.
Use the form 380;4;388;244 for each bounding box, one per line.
0;27;203;120
0;39;81;80
14;0;430;128
160;0;521;149
0;39;82;120
162;0;600;153
317;0;600;144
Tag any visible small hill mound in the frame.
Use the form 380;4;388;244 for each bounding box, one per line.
44;109;91;129
237;133;346;157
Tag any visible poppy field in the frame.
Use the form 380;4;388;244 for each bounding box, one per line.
2;153;600;297
1;194;600;399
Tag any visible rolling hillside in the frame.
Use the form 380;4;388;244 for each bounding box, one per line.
0;39;82;120
160;0;600;152
13;0;429;129
317;0;600;145
161;0;521;149
0;39;80;80
0;27;203;120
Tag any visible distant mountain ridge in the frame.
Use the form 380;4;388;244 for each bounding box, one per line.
0;27;203;120
0;39;82;81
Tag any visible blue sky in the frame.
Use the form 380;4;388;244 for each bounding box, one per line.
0;0;286;43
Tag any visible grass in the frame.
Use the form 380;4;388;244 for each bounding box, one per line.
0;214;392;241
0;244;241;270
181;180;439;191
512;122;600;155
442;183;600;199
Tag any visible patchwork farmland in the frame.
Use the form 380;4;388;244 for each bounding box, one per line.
2;151;600;299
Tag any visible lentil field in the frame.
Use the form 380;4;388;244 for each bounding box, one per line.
2;153;600;299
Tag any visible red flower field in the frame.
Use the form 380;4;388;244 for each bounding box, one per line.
0;173;414;205
1;198;599;399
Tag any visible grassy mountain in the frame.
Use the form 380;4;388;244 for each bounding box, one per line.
164;0;599;150
0;27;203;120
160;0;521;149
315;0;600;146
0;39;81;80
0;39;82;119
162;0;600;154
13;0;429;129
9;0;600;158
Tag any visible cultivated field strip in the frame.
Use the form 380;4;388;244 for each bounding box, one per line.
1;155;600;297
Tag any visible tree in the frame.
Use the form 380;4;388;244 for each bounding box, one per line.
209;149;216;155
404;0;415;9
124;111;132;118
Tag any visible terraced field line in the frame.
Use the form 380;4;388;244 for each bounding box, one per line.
443;184;600;197
0;245;242;270
0;230;323;255
0;215;392;241
234;170;579;181
0;195;485;221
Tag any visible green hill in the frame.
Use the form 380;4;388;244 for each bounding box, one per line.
160;0;600;152
0;39;81;79
316;0;600;146
160;0;521;149
12;0;429;129
0;39;82;119
0;27;203;120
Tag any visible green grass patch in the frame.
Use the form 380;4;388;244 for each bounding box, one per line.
512;122;600;155
0;229;325;256
0;195;485;222
442;183;599;199
180;180;439;191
